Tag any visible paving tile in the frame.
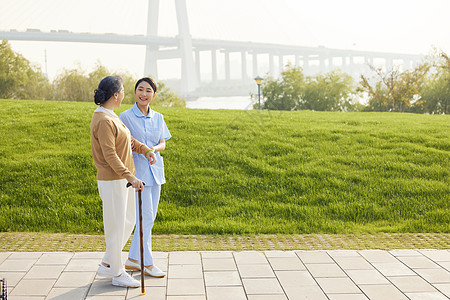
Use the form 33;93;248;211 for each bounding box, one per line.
73;252;104;259
247;295;288;300
372;262;416;276
327;250;360;257
234;251;267;265
359;284;409;300
10;279;56;296
316;277;360;294
130;272;167;287
346;269;389;285
86;296;125;300
414;268;450;284
8;296;46;300
24;265;66;279
87;277;127;296
9;252;42;259
267;257;306;271
420;250;450;262
238;263;274;278
296;251;333;264
65;258;101;272
434;283;450;297
166;296;206;300
0;249;448;300
152;251;169;259
126;286;166;299
201;251;233;259
169;252;201;265
264;251;297;258
327;294;369;300
35;252;74;265
283;285;327;300
359;250;398;263
206;286;247;300
275;270;317;287
167;278;205;296
202;258;236;271
242;278;284;294
204;271;241;286
0;259;37;271
438;261;450;271
389;275;437;293
333;256;374;270
54;271;96;288
390;249;421;257
1;271;26;287
405;292;449;300
46;287;90;300
168;264;203;279
155;258;168;272
306;263;346;278
0;252;11;265
397;256;440;269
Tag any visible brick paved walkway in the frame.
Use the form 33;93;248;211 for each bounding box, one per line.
1;249;449;299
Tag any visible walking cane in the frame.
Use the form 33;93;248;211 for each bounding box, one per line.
127;182;146;295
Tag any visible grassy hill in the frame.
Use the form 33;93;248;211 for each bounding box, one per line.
0;99;448;234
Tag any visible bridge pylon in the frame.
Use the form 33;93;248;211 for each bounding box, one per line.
144;0;199;95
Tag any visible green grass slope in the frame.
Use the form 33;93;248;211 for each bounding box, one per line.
0;99;449;234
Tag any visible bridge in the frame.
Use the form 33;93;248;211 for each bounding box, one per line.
0;0;424;98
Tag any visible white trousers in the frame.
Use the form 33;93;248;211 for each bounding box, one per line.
128;184;161;266
97;179;136;276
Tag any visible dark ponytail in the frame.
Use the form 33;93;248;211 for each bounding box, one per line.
94;75;123;105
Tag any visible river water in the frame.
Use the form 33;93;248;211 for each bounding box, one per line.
186;96;255;110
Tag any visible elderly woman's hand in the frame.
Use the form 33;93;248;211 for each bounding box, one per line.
130;179;144;191
146;149;157;165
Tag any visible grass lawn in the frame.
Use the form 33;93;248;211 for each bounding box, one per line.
0;99;449;235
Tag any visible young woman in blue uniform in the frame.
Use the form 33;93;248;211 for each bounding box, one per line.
119;77;171;277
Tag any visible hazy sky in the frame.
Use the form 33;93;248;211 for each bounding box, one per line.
0;0;449;80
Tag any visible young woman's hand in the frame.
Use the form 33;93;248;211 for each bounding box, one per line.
146;149;157;165
130;179;144;191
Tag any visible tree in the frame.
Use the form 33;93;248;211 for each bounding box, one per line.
53;63;122;102
0;41;186;106
53;66;90;101
121;73;139;104
420;52;449;114
302;70;356;111
87;62;110;101
260;65;306;111
152;81;186;107
258;65;356;111
359;63;430;112
0;39;51;100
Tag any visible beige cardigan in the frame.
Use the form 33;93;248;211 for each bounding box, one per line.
90;110;150;182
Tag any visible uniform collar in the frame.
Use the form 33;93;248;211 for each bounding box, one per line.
132;102;155;118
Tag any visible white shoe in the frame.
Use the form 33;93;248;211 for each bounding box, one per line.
125;259;140;271
97;263;114;277
125;259;166;277
112;271;140;288
144;265;166;277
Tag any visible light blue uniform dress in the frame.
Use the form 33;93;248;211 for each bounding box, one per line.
120;103;171;266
